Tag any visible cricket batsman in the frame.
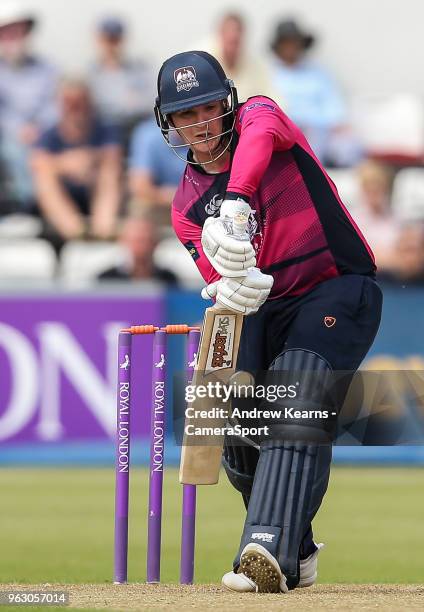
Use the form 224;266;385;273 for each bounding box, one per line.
154;51;382;592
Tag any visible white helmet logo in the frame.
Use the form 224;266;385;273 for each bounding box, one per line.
174;66;200;93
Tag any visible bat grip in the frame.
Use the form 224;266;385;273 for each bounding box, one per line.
232;214;249;236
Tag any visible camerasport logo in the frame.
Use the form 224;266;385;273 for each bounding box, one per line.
174;66;199;92
206;314;236;370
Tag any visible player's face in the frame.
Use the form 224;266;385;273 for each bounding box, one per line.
171;101;225;156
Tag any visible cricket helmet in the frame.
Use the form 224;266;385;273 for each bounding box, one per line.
154;50;238;164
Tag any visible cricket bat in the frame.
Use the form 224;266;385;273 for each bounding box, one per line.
179;306;244;484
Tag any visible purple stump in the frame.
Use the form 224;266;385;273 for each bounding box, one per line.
114;331;132;583
147;330;167;583
180;329;201;584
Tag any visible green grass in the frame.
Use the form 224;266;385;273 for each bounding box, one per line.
0;467;422;585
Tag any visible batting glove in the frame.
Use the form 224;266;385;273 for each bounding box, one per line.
201;198;256;278
201;267;274;315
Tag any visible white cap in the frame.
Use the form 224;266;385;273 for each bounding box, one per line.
0;1;36;31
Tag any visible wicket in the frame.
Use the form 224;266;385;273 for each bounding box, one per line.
114;324;201;585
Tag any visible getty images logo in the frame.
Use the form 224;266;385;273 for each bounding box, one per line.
251;533;275;543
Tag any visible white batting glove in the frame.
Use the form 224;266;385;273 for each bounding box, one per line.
201;199;256;278
201;267;274;315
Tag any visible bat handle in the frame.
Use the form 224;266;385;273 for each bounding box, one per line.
232;214;249;236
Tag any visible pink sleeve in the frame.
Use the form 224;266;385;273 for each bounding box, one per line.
227;97;297;199
172;207;220;285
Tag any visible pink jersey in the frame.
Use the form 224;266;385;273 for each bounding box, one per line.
172;96;375;299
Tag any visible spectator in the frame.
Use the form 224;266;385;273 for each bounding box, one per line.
88;16;155;139
31;78;122;244
194;12;279;103
352;160;399;273
377;223;424;285
98;213;178;284
128;119;187;228
390;224;424;285
0;2;58;212
269;18;360;165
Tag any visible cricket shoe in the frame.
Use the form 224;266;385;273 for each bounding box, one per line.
222;542;324;592
298;542;325;588
222;543;288;593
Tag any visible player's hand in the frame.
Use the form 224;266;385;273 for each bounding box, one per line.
201;199;256;278
201;267;274;315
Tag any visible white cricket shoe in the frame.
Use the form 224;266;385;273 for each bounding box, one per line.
221;570;257;592
298;542;325;588
222;542;324;593
223;543;288;593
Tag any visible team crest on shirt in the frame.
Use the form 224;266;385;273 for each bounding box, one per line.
205;194;223;215
174;66;199;92
324;316;336;328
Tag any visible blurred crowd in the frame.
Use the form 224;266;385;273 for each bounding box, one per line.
1;3;424;287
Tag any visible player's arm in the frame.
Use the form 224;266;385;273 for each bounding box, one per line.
226;96;297;202
202;98;296;276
